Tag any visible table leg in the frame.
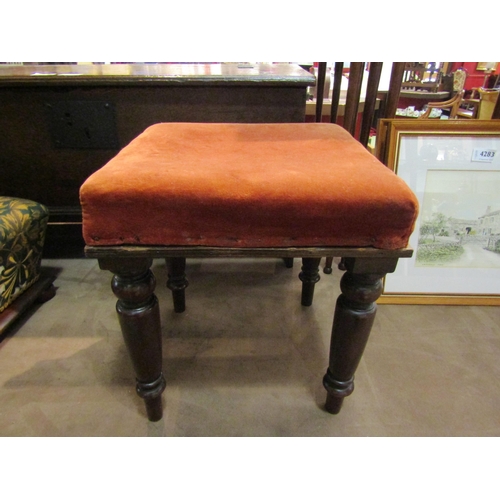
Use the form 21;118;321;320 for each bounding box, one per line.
99;257;166;421
323;257;398;414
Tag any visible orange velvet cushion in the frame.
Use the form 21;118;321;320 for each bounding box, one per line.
80;123;418;250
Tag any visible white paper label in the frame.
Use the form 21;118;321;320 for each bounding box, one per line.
471;148;497;162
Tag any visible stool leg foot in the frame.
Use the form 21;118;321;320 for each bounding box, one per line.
137;375;166;422
166;257;188;313
325;392;345;414
144;395;164;422
323;258;389;414
299;258;321;306
323;256;334;274
99;257;166;422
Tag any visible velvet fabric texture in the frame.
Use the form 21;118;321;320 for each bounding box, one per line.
80;123;418;250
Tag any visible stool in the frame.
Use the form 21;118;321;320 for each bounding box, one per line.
0;197;56;335
80;123;418;421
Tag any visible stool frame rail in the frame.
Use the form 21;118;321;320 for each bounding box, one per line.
86;245;413;422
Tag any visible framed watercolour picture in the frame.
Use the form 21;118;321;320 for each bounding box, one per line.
476;62;497;71
377;120;500;305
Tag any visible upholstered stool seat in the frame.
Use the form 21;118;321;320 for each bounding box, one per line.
81;123;416;250
0;197;55;335
80;122;418;422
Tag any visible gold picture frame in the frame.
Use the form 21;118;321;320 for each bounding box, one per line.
476;62;498;71
377;119;500;305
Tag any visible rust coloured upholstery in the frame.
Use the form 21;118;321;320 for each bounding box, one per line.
80;123;418;250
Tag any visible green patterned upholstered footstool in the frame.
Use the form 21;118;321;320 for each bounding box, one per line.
0;197;56;335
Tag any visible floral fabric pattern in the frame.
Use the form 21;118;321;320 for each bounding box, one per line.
0;197;49;313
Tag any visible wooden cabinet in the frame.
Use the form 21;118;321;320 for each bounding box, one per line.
0;63;315;256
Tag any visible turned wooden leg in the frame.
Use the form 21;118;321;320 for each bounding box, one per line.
99;257;166;422
324;256;334;274
166;257;188;313
325;257;347;274
299;257;321;306
323;257;399;414
283;258;294;268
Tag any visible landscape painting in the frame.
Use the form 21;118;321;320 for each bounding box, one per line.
416;170;500;268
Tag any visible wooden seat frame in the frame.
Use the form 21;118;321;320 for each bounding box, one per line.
86;244;412;421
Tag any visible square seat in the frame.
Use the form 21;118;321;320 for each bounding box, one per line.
80;123;418;250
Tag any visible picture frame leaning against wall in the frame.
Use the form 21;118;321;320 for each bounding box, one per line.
376;119;500;305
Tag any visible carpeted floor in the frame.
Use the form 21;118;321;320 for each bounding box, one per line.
1;257;499;437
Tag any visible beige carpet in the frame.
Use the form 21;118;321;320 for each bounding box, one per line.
1;257;499;437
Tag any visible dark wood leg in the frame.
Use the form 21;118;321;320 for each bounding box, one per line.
99;257;166;422
324;256;334;274
283;258;294;268
166;257;188;313
323;257;399;414
299;257;321;306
